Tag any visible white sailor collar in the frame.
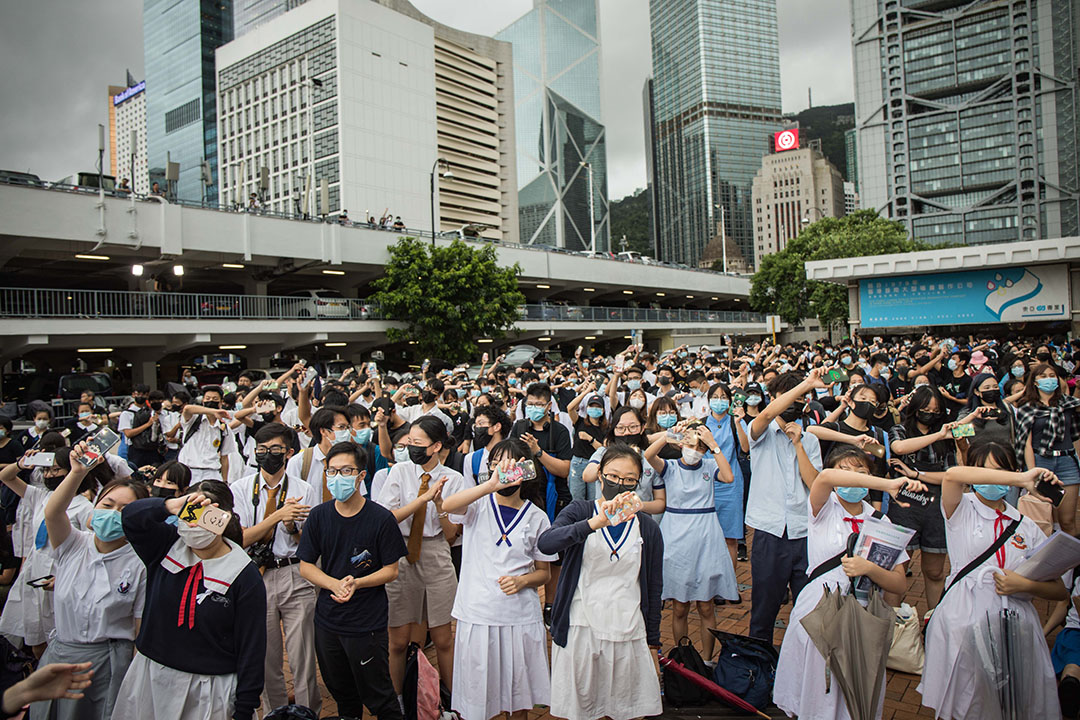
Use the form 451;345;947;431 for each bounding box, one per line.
969;492;1020;523
161;538;251;594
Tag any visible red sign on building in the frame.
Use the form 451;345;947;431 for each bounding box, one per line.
774;128;799;152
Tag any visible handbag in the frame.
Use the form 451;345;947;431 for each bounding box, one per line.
1017;493;1053;538
887;602;925;674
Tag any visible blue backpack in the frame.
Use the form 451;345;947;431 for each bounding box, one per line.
709;629;779;710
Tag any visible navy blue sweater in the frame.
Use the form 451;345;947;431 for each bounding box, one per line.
537;499;664;648
122;498;266;720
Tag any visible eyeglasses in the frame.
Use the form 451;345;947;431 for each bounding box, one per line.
600;472;639;488
255;447;288;457
614;424;642;432
326;468;360;478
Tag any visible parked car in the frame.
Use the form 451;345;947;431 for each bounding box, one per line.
577;250;616;260
499;344;553;368
58;372;113;402
198;297;241;317
320;360;354;379
285;289;351;318
0;170;44;187
617;251;643;263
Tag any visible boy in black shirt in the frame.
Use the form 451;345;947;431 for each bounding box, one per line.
298;443;407;719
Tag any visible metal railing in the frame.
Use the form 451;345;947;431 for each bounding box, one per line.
0;288;764;325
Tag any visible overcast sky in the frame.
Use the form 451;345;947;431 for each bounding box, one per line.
0;0;852;200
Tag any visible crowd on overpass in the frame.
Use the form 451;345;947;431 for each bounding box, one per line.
1;332;1080;719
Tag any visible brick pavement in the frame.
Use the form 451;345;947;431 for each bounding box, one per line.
289;528;1064;719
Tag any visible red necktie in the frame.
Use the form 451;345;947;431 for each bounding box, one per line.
844;517;864;535
993;510;1009;568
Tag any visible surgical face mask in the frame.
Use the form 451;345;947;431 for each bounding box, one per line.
78;411;92;420
681;448;704;465
34;419;48;430
455;388;466;399
393;447;410;464
586;406;604;419
1037;352;1052;363
469;388;480;398
840;356;852;366
852;400;877;420
691;387;705;397
352;428;372;445
151;485;175;498
496;484;519;497
150;401;163;412
979;389;1000;404
657;413;678;429
1036;377;1059;393
203;401;220;410
525;405;546;423
507;378;519;387
916;410;942;426
176;520;218;550
745;395;762;407
677;351;688;359
256;450;286;475
947;359;958;371
333;428;351;444
1011;366;1025;378
626;379;641;391
472;425;491;447
629;397;646;410
327;474;357;502
709;399;730;415
973;484;1008;502
481;385;492;393
835;486;868;504
601;477;635;501
0;429;7;440
658;376;672;386
407;444;433;465
91;509;125;542
879;369;891;380
780;406;803;423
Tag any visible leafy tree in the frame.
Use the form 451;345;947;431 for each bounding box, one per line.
749;210;934;329
609;188;653;255
371;238;525;362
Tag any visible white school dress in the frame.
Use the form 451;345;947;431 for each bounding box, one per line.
449;494;555;720
549;501;662;720
920;493;1057;720
657;458;738;602
0;486;93;646
773;493;908;720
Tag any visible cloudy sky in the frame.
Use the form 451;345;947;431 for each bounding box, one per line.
0;0;852;200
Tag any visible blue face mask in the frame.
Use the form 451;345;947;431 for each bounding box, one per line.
709;399;730;415
947;359;958;371
508;378;519;387
334;428;351;443
840;356;852;366
745;395;762;407
90;509;125;542
973;484;1008;502
1036;377;1059;393
455;388;466;398
677;351;688;359
327;475;357;502
626;379;641;391
525;405;546;422
393;447;409;464
691;387;705;397
657;413;678;428
352;428;372;445
1011;366;1025;378
835;486;868;504
586;406;604;419
470;389;481;398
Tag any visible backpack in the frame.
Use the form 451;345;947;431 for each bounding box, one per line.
710;629;779;710
663;636;712;707
128;407;158;450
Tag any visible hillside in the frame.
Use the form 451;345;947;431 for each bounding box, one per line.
608;187;653;256
788;102;855;180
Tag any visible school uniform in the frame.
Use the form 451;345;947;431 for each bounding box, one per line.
1052;571;1080;674
112;498;266;720
296;498;406;720
158;410;181;461
230;471;322;714
376;462;464;627
396;403;454;435
920;493;1056;720
704;413;746;539
286;445;328;502
177;414;235;484
66;418;101;445
0;486;93;647
774;494;909;720
449;495;556;720
657;457;739;602
585;446;661;511
462;447;490;486
540;500;663;720
32;528;146;720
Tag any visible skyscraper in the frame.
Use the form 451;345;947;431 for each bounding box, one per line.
648;0;782;268
109;81;149;195
852;0;1079;245
144;0;233;202
496;0;609;251
234;0;308;37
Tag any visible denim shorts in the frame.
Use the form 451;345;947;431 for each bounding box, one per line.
1034;453;1080;486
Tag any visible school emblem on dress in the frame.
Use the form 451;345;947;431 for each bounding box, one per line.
1010;534;1026;551
117;580;131;594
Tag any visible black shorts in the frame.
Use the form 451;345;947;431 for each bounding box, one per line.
886;487;947;554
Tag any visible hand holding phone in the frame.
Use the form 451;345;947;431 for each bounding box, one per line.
604;492;643;525
26;452;56;468
79;428;122;468
1036;477;1066;506
951;424;975;439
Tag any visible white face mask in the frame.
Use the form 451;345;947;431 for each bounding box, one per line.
681;448;704;465
393;447;409;464
176;521;218;550
34;419;48;430
629;397;645;410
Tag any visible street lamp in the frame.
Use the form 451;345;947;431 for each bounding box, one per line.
430;158;453;247
580;161;595;253
801;206;826;225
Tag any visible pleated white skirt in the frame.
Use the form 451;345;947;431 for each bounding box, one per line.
452;619;551;720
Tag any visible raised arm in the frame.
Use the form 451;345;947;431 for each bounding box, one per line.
44;442;100;548
0;452;32;497
643;433;667;474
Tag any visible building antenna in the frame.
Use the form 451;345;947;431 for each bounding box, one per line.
808;86;812;109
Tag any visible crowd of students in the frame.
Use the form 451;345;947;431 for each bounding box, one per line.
0;332;1079;719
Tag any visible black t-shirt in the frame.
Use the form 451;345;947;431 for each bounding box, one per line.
888;377;913;401
0;438;25;467
571;417;605;458
818;420;890;499
296;499;407;635
509;419;573;480
932;369;968;417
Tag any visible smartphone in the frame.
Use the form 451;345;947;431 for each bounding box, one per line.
827;368;849;383
482;352;489;364
732;390;747;408
951;424;975;439
864;441;886;459
301;367;318;388
613;355;625;373
422;358;430;374
79;427;122;468
367;361;378;379
26;452;56;467
298;359;307;367
26;575;54;588
266;381;279;390
177;499;233;536
255;401;275;415
666;431;684;443
575;345;583;358
499;459;537;485
605;492;643;525
1036;478;1066;507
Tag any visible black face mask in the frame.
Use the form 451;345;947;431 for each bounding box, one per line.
256;451;286;475
408;444;432;465
916;410;942;426
614;432;643;448
780;406;803;423
1037;352;1052;362
601;478;633;501
896;366;910;380
980;389;1000;404
421;391;437;404
473;426;491;447
496;485;519;497
260;412;277;423
852;401;876;420
44;474;64;492
203;400;220;409
151;485;176;498
150;401;163;412
658;377;672;386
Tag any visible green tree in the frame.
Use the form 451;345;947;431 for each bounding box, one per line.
749;210;933;329
371;238;525;362
609;188;653;255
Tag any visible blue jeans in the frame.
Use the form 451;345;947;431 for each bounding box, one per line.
1034;453;1080;486
568;456;595;502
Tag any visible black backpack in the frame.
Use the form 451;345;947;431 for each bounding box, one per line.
663;636;712;707
709;629;779;710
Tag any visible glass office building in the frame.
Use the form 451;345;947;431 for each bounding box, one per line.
144;0;233;202
852;0;1079;245
647;0;782;267
496;0;609;251
234;0;309;37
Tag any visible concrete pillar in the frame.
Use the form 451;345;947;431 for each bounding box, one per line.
242;278;269;297
129;352;161;391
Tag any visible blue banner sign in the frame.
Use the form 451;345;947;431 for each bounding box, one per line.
859;264;1069;328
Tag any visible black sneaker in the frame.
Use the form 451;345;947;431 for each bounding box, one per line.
543;603;552;630
1060;675;1080;719
737;543;748;562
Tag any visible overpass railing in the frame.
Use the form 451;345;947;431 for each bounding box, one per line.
0;288;764;325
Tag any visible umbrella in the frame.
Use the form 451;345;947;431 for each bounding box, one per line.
799;585;893;720
658;656;770;719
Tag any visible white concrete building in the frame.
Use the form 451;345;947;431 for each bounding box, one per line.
109;82;148;195
751;140;845;266
844;181;859;215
